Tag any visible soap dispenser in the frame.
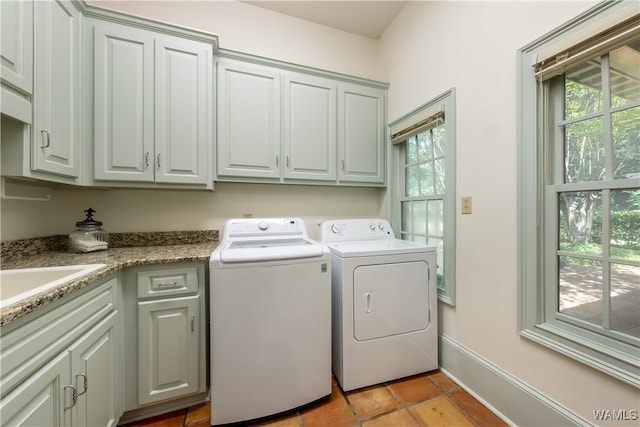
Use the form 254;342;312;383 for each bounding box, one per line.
69;208;109;253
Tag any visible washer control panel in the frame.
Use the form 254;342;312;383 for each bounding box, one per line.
223;218;307;239
320;219;395;242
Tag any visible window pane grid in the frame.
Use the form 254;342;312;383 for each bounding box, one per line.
553;44;640;339
400;124;447;294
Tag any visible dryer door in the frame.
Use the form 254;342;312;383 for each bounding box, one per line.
353;261;430;341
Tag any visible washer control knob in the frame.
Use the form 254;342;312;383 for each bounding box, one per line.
369;224;376;230
331;224;342;234
258;221;269;231
378;223;385;230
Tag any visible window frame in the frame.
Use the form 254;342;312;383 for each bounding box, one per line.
517;2;639;388
390;88;457;305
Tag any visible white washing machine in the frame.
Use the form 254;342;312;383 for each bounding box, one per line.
320;219;438;391
210;218;332;425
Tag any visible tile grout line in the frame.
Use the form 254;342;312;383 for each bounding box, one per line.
341;372;449;427
442;391;491;427
383;381;426;426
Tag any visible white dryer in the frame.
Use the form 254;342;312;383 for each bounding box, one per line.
320;219;438;391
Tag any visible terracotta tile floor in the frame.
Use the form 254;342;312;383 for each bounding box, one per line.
121;370;507;427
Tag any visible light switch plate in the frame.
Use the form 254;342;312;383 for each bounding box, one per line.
462;197;472;214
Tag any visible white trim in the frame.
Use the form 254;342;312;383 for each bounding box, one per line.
439;334;591;426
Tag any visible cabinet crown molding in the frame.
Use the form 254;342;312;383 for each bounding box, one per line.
73;0;219;49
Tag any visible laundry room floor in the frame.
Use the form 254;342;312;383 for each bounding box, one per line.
121;370;508;427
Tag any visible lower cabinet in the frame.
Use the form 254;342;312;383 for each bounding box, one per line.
0;352;72;426
0;276;122;427
121;262;207;419
0;262;208;426
69;313;120;427
137;296;200;404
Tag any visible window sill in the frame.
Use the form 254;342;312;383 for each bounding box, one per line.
520;322;640;389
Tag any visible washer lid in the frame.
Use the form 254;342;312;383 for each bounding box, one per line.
324;239;435;257
218;238;325;263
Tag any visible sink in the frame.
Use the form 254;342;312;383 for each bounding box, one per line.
0;264;107;309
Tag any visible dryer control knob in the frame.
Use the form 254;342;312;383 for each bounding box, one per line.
258;221;269;231
378;223;385;230
369;224;376;230
331;224;342;234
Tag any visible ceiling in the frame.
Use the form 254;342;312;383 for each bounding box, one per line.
242;1;407;39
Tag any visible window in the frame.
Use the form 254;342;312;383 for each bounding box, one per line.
390;89;456;304
518;3;639;387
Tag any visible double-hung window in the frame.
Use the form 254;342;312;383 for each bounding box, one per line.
518;3;639;387
391;89;456;304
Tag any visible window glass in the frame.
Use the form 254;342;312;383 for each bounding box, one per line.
406;135;418;163
433;126;445;158
417;131;432;162
610;45;640;107
612;106;640;180
413;200;427;234
565;60;603;119
610;262;640;336
428;199;444;236
559;255;604;325
564;118;605;183
559;191;603;256
610;189;640;261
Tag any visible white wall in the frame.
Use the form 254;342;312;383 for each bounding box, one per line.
379;1;638;424
91;0;383;81
49;183;382;241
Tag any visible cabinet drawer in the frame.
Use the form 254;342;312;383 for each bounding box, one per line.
137;267;198;299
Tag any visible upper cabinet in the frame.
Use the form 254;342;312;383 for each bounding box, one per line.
217;59;282;179
92;23;154;183
216;52;387;187
88;18;214;189
1;0;33;123
32;0;81;179
284;72;337;181
338;83;385;184
1;0;82;185
1;1;217;189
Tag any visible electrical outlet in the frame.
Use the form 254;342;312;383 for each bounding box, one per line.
243;213;253;218
461;197;472;214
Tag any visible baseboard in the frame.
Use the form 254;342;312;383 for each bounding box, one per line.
439;333;590;426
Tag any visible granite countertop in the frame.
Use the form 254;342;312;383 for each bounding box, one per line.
0;231;218;326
